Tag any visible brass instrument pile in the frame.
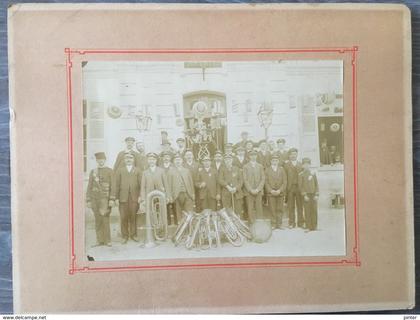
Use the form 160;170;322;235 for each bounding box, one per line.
172;208;252;250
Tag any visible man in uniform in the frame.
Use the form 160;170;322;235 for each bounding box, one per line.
298;157;319;232
242;149;265;224
113;153;143;244
284;148;304;228
159;152;176;225
224;143;234;155
245;140;255;157
113;137;141;171
195;156;221;211
257;140;272;168
140;152;168;203
233;146;248;169
212;150;224;174
175;137;187;156
86;152;114;247
167;153;195;223
218;153;244;217
158;141;175;166
135;141;148;170
275;138;289;165
234;131;249;149
265;154;288;229
183;149;200;209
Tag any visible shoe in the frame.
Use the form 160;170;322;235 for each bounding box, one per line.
106;242;112;247
304;230;310;233
91;243;102;248
288;223;296;229
130;236;139;242
121;238;128;244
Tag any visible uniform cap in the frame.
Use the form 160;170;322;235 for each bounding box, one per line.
302;157;311;164
125;136;135;142
94;152;106;160
277;138;286;144
146;152;158;159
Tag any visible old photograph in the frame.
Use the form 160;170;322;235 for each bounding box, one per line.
82;60;345;261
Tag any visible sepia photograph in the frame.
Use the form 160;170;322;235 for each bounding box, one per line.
82;60;345;261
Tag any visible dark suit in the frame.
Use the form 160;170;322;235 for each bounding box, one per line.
184;161;200;208
265;165;288;227
218;165;244;216
284;160;304;227
113;166;143;239
195;167;220;211
140;166;167;200
167;166;195;222
298;170;319;230
113;150;141;171
243;162;265;223
86;167;114;244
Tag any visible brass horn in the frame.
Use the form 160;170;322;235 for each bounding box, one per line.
144;190;168;248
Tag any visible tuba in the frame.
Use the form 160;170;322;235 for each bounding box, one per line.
144;190;168;247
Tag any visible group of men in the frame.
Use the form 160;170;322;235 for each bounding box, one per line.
86;132;319;247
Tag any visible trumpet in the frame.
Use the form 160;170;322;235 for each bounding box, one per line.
144;190;168;247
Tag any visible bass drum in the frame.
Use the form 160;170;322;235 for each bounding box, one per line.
250;219;272;243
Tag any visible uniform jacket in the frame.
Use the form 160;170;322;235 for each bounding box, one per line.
86;167;114;202
140;166;168;201
167;166;195;200
113;166;143;202
284;160;303;191
264;165;288;196
242;161;265;195
217;165;244;199
195;167;221;200
113;149;141;171
298;170;319;195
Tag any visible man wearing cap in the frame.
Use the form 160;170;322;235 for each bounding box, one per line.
224;143;234;155
284;148;304;228
218;153;244;217
242;149;265;224
245;140;255;157
113;152;143;244
275;138;289;165
158;141;175;167
140;152;168;209
234;131;249;150
159;152;176;225
257;140;272;168
212;150;224;174
183;149;200;208
175;137;187;156
113;137;141;171
195;156;221;211
233;146;248;169
86;152;115;247
135;141;148;170
298;157;319;232
167;153;195;223
265;154;288;229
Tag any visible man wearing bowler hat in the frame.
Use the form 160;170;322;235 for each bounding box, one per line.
195;155;221;211
242;149;265;224
113;136;141;171
113;152;143;244
86;152;115;247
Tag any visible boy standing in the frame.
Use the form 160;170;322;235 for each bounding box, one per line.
298;157;319;232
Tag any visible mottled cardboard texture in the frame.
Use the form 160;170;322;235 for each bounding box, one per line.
8;3;414;313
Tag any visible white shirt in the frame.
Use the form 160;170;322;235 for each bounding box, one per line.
271;165;278;172
149;165;156;173
126;165;133;172
291;160;297;166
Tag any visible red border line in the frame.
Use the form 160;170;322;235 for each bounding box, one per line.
66;47;359;274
